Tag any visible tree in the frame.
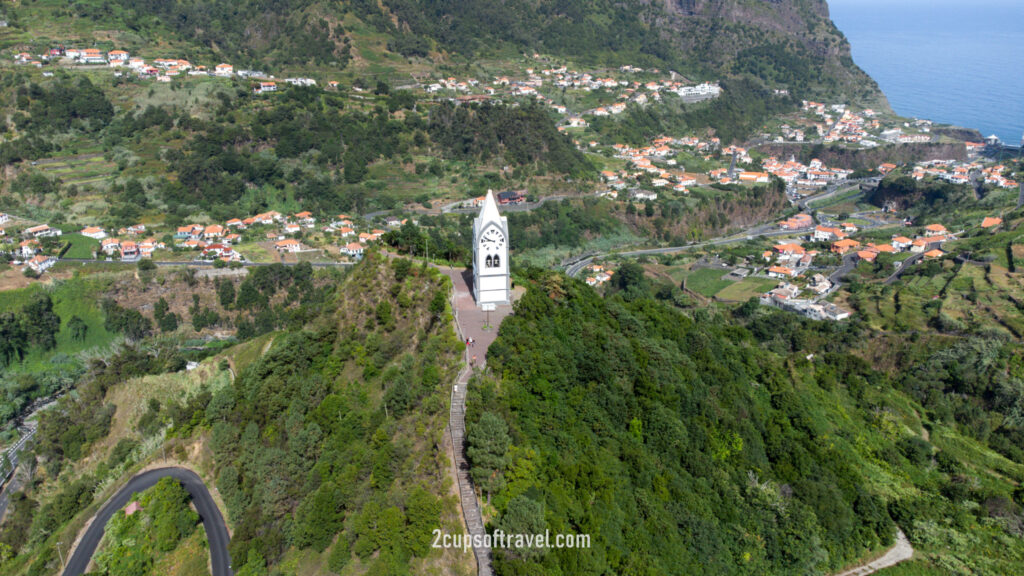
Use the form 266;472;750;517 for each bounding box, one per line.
159;312;179;333
67;315;88;342
154;297;170;321
218;279;237;307
0;313;28;366
467;412;510;503
22;293;61;351
122;309;153;342
138;258;157;272
614;262;647;293
496;496;547;560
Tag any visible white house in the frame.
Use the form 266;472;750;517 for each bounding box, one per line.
27;255;56;273
275;239;302;253
24;224;62;238
80;226;107;240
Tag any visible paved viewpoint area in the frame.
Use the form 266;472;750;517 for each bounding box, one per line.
440;267;518;367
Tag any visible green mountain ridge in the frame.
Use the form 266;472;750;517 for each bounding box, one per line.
1;0;884;105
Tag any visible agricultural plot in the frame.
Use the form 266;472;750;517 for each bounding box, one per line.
34;153;117;188
713;277;778;301
683;267;735;297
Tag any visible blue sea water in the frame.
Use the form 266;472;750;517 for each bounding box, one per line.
829;0;1024;145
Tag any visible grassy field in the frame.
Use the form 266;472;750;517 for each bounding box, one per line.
60;233;100;258
683;267;735;297
0;274;121;372
714;277;777;301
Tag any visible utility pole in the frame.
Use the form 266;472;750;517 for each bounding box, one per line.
57;540;64;568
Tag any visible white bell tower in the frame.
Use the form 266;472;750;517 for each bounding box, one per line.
473;190;511;306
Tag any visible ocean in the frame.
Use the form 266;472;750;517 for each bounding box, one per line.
829;0;1024;145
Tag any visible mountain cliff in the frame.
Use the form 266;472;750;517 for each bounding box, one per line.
99;0;884;105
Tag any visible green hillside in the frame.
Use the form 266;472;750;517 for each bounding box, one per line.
471;271;1024;574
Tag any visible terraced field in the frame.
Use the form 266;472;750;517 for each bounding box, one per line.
33;153;117;188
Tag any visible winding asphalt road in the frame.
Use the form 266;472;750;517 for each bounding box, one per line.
62;467;232;576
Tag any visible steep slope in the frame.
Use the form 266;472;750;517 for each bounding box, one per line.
0;256;474;576
469;272;1024;575
377;0;884;104
89;0;882;103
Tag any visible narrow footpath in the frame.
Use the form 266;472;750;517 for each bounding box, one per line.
833;530;914;576
440;266;516;576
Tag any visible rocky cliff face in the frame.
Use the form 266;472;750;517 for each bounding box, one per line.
650;0;886;107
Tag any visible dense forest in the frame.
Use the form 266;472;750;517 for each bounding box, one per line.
464;269;1024;574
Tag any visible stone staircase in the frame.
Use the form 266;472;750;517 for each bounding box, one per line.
449;365;493;576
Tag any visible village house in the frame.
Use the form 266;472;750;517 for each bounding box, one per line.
175;224;204;240
856;250;878;263
808;274;832;295
275;239;302;253
226;218;246;230
27;255;56;273
294;212;316;226
910;239;930;253
891;236;913;251
0;212;9;225
498;190;526;205
203;225;225;239
768;265;796;279
19;239;40;259
120;224;146;235
24;224;62;238
342;242;365;257
923;224;947;237
813;226;846;242
773;243;806;257
202;244;236;260
629;190;658;201
924;249;945;259
778;213;814;230
981;217;1002;229
254;81;277;94
831;239;861;254
101;238;121;255
282;223;302;235
120;241;141;262
337;227;355;238
139;238;164;257
215;63;234;77
80;226;107;240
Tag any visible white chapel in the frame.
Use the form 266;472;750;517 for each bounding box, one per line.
472;190;511;306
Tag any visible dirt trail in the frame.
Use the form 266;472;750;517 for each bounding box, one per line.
833;530;914;576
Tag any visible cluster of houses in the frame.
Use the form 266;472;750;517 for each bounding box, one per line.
760;156;852;189
0;215;61;274
899;159;1018;190
428;62;720;128
760;282;851;321
983;165;1019;189
764;242;818;279
584;263;616;287
596;135;725;199
788;101;936;148
12;47;324;89
462;190;526;208
830;223;957;263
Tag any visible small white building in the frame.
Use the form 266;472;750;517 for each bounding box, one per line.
27;255;56;273
80;226;107;240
